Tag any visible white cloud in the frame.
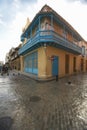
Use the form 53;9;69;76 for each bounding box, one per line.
0;14;5;26
0;14;3;18
0;19;4;25
0;1;38;62
9;4;37;43
12;0;20;9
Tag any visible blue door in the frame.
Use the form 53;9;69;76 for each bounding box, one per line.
52;56;58;76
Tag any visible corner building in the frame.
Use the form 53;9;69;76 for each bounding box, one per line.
19;5;87;79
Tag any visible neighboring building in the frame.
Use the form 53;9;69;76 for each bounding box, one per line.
0;61;4;66
6;44;21;70
5;53;9;63
0;61;4;72
19;4;87;79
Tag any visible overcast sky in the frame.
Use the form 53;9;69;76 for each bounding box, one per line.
0;0;87;63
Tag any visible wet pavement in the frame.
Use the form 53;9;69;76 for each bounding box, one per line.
0;71;87;130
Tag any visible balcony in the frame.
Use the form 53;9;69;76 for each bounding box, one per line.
19;30;82;55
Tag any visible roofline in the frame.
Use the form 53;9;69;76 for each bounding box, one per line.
21;4;85;41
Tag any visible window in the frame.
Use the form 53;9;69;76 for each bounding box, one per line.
82;46;85;56
65;54;69;74
45;22;54;30
73;57;76;72
62;30;67;39
73;38;78;45
24;51;38;74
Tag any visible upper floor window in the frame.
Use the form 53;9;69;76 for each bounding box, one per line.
82;46;85;56
41;22;54;31
36;25;39;32
73;38;78;45
45;22;54;30
62;30;67;39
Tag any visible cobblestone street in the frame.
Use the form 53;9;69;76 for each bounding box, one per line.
0;71;87;130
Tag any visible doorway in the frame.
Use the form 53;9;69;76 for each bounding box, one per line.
52;56;59;76
65;54;69;74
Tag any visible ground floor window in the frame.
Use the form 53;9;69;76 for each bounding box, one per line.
86;60;87;71
65;54;69;74
81;59;84;71
73;57;76;72
24;51;38;74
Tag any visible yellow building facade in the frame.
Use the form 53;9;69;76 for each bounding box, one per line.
19;5;87;79
11;57;20;70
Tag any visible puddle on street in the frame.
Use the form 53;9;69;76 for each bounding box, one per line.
75;85;87;125
0;88;8;96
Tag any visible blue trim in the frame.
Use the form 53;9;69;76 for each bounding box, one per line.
19;30;82;55
25;68;32;73
52;56;58;76
25;68;38;74
30;28;32;38
21;13;83;41
39;16;41;30
24;51;38;75
51;14;53;27
32;69;38;74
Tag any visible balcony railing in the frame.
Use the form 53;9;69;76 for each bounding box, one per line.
19;30;82;55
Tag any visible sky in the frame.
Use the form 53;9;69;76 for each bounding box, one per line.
0;0;87;63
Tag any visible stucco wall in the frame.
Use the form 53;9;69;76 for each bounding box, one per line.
20;56;24;71
38;46;87;78
38;47;47;78
20;46;87;79
11;57;20;70
46;46;66;77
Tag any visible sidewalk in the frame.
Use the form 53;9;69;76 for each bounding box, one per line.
10;69;56;82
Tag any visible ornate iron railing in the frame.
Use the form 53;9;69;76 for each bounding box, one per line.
19;30;82;55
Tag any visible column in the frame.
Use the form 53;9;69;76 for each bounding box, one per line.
51;14;53;27
39;16;41;31
30;28;32;39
